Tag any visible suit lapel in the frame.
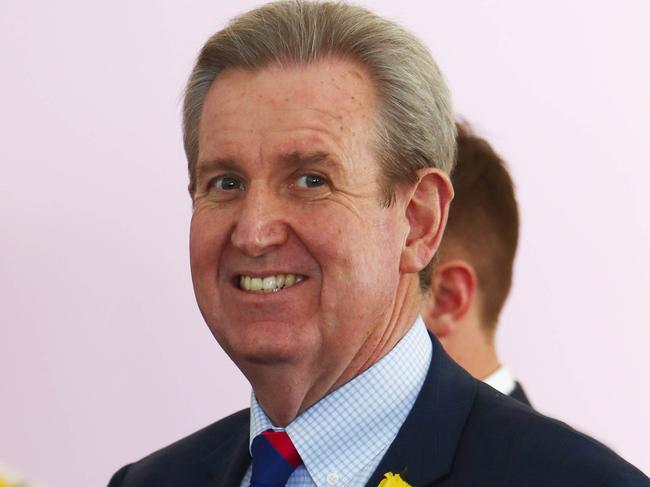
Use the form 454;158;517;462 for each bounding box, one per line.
201;413;251;487
367;333;477;487
197;334;478;487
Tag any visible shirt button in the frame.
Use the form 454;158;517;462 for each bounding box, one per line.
326;472;339;485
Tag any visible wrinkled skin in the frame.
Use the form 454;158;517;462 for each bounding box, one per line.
190;57;452;425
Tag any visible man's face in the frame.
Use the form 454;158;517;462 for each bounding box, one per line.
190;58;413;391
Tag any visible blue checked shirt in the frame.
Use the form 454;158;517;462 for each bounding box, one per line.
239;316;432;487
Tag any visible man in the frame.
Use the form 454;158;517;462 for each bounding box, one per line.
110;2;648;485
421;122;531;406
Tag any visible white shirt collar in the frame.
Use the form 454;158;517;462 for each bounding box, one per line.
248;316;432;487
482;365;516;396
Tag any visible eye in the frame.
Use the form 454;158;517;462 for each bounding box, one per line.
210;175;245;191
296;174;327;189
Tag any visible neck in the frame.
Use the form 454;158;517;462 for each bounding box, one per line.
246;276;422;427
440;320;499;381
468;343;499;380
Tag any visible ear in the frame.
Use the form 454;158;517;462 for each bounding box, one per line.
421;260;477;338
399;168;454;274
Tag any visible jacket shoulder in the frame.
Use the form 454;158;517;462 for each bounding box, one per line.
452;384;649;485
108;408;250;486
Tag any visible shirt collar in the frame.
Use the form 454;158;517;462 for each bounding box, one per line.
249;316;432;487
482;365;516;395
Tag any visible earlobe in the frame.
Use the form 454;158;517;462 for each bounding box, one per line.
399;168;454;274
433;315;455;338
422;286;456;338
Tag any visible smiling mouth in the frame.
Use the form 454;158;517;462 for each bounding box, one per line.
238;273;305;293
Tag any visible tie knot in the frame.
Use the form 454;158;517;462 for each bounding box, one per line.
250;430;302;487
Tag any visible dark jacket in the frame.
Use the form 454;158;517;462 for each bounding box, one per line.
509;380;531;406
109;334;648;486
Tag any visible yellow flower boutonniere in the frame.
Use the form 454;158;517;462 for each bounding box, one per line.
378;472;411;487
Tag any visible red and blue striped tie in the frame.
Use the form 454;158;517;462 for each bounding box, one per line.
249;430;302;487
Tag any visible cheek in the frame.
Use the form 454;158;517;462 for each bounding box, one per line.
189;209;228;274
298;204;404;295
350;212;405;269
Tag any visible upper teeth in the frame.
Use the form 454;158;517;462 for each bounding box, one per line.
239;274;304;292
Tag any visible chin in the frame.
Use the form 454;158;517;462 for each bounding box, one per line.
214;325;309;366
227;342;307;373
240;350;296;366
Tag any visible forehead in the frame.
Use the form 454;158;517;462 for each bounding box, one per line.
197;57;379;166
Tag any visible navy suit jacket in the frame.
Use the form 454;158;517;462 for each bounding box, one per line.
109;334;648;486
509;381;531;407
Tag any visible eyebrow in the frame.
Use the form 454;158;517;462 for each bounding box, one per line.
197;151;339;176
280;150;341;171
195;157;239;182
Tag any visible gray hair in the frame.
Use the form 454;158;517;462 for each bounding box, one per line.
183;1;456;194
182;0;456;287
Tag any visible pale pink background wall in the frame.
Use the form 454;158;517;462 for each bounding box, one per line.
1;1;648;485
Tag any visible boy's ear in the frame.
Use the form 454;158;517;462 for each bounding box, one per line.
421;260;477;338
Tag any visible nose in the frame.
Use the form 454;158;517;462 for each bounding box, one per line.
230;186;289;257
